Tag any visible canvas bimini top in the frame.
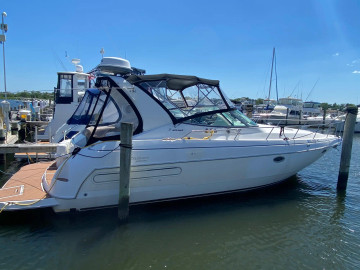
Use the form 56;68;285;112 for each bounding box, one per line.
126;73;220;91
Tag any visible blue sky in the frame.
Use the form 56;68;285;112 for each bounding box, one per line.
1;0;360;104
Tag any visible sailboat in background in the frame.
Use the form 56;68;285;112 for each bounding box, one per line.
253;48;305;125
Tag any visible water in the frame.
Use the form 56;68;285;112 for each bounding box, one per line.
0;135;359;270
0;99;25;110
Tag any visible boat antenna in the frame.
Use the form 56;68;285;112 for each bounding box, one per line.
304;78;319;101
52;49;67;71
100;48;105;59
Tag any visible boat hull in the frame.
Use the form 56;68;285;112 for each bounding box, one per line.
49;143;333;211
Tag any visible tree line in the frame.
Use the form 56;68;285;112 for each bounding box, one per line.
0;91;53;100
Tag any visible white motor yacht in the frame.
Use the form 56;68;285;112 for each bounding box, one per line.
333;106;360;133
0;73;341;212
37;60;91;142
253;97;304;125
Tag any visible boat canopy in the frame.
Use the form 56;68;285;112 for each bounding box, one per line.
126;74;219;90
126;73;256;128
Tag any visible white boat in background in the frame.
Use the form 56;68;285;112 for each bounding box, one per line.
333;106;360;133
37;59;91;142
253;97;303;125
302;101;322;118
0;68;341;212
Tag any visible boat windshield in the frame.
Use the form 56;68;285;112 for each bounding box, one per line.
138;79;256;127
139;80;233;118
67;89;121;126
183;109;257;127
67;89;100;125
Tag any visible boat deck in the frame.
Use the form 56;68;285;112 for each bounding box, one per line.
0;161;55;203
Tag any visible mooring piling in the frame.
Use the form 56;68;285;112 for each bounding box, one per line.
322;108;327;125
337;106;358;191
118;122;133;221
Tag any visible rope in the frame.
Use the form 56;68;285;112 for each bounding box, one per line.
0;202;8;213
0;169;13;175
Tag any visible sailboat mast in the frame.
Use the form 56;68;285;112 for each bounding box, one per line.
274;50;278;102
267;47;275;102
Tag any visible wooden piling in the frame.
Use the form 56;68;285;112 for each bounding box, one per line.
337;106;358;191
35;126;38;143
18;122;26;142
322;108;327;125
118;122;133;221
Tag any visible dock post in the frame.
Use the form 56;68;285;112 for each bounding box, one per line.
18;121;26;142
0;128;5;144
285;108;289;125
35;126;38;143
322;108;327;126
48;126;52;142
118;122;133;221
337;106;358;191
0;128;5;164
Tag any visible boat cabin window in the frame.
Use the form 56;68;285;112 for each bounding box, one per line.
77;79;86;89
56;74;73;104
59;74;72;97
289;110;301;116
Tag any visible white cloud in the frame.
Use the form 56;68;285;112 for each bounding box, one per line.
352;59;360;64
352;70;360;74
333;52;340;56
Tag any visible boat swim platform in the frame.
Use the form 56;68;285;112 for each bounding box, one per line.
0;161;58;210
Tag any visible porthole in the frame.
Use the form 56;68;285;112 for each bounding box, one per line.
273;156;285;163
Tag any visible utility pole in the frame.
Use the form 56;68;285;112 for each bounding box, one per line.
1;12;7;100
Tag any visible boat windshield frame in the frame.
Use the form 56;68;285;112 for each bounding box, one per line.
128;74;257;127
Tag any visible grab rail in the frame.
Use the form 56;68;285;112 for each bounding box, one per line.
177;122;340;143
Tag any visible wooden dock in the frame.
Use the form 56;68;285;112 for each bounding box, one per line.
0;143;58;154
0;161;54;203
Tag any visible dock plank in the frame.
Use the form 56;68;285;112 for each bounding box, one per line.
0;161;54;202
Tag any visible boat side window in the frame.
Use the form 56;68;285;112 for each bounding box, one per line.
88;92;121;126
289;110;300;116
78;79;86;89
85;86;139;144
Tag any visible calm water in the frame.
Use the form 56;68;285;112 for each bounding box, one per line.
0;135;359;270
